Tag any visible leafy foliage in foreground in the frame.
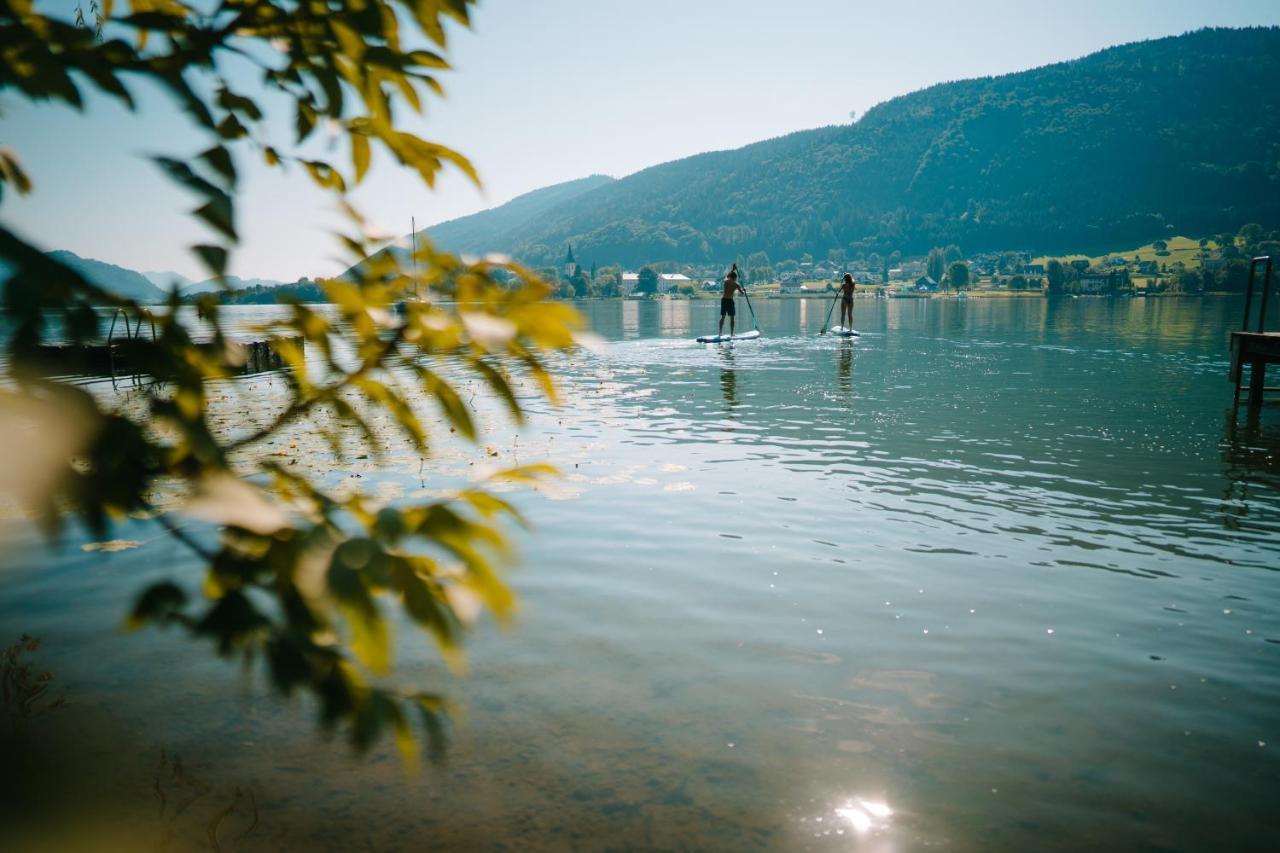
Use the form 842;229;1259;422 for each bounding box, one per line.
0;0;581;759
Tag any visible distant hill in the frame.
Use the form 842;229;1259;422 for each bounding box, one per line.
341;173;617;281
183;275;287;295
425;27;1280;266
47;250;168;303
425;174;615;255
210;279;326;304
142;270;194;293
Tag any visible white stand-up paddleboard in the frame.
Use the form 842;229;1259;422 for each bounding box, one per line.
697;329;761;343
830;327;860;337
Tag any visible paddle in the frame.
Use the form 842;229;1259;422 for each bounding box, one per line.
820;287;839;334
742;287;759;332
731;264;759;333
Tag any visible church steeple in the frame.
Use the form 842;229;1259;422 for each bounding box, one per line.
563;245;577;277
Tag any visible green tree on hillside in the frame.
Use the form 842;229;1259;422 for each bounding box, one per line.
1046;259;1066;295
1239;223;1264;247
746;251;773;285
0;0;582;758
947;261;970;290
596;265;621;296
636;266;659;294
926;248;946;283
1219;259;1250;292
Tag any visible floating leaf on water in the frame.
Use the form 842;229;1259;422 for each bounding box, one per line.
81;539;143;553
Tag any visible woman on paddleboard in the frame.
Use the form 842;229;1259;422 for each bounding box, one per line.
837;273;856;331
719;264;746;339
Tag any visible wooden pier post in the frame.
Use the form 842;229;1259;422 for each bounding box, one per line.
1231;331;1280;420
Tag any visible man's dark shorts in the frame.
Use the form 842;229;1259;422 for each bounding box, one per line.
720;297;736;317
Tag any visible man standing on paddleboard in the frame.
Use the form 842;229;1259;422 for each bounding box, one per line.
837;273;856;331
719;264;746;339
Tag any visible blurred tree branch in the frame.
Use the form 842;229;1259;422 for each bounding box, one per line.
0;0;581;760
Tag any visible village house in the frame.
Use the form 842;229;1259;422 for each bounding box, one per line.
659;273;691;293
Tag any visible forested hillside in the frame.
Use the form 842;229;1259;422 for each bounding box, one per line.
425;174;615;254
428;27;1280;267
44;250;168;303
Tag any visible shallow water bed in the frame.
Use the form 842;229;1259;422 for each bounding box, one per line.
2;297;1279;850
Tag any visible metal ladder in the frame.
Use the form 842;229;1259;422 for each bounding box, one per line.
105;308;156;389
1240;256;1273;334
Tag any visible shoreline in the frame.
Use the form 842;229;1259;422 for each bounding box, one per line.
549;290;1243;302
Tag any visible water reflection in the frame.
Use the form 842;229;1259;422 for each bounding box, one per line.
719;347;738;413
838;338;854;395
1220;414;1280;533
569;297;1280;572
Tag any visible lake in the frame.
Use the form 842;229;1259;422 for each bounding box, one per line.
2;296;1279;851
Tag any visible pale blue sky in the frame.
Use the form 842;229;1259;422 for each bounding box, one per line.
3;0;1279;280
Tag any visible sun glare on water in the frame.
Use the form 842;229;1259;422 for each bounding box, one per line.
834;797;894;834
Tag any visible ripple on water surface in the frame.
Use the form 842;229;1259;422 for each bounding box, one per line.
2;297;1279;850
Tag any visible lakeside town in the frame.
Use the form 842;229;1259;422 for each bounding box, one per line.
514;227;1277;301
56;225;1271;307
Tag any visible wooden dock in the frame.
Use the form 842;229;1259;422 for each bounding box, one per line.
33;336;302;384
1230;331;1280;419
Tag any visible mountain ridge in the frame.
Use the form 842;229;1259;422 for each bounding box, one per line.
47;250;168;303
424;174;615;255
422;27;1280;267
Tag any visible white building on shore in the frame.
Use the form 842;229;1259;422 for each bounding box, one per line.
659;273;691;293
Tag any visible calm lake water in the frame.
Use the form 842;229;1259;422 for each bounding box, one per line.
2;296;1279;851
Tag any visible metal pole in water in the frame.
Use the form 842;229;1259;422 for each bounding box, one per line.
411;216;419;301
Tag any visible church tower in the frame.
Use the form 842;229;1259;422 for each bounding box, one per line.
564;245;577;278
